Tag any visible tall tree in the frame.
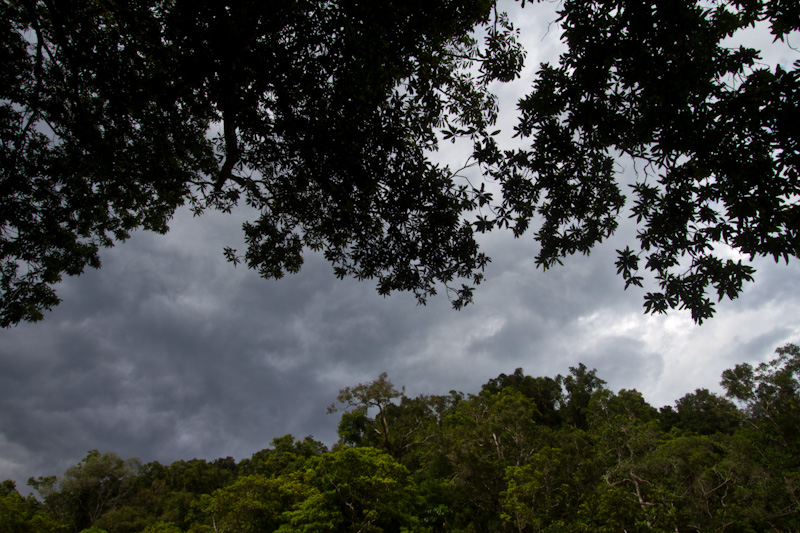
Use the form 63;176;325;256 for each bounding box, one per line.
721;343;800;451
482;368;564;427
671;388;741;435
238;435;327;479
0;0;523;326
328;372;409;455
2;0;798;326
492;0;799;322
561;363;606;429
0;480;65;533
586;389;664;529
281;447;421;533
29;450;141;532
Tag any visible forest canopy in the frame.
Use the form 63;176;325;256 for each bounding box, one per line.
1;0;798;326
4;343;799;532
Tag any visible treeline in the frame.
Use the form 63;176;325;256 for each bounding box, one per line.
3;344;799;532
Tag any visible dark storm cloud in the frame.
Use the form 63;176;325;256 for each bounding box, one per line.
0;209;348;483
579;336;666;398
2;1;798;493
1;204;500;486
2;200;798;491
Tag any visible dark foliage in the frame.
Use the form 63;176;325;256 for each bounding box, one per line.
10;344;799;532
2;0;797;326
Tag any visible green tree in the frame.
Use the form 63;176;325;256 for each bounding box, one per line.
134;457;238;531
481;368;564;427
719;343;800;529
29;450;141;532
281;447;422;533
434;387;544;531
501;431;597;533
722;343;800;451
238;435;327;478
0;479;66;532
640;433;761;532
192;474;300;533
140;523;184;533
334;388;450;468
586;389;665;530
160;458;236;497
490;0;799;323
86;463;171;533
4;1;797;327
671;388;742;435
0;0;523;326
560;363;607;429
329;372;406;455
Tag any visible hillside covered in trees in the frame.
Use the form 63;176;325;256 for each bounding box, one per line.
3;344;799;532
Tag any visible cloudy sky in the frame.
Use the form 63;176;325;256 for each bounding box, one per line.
2;2;798;489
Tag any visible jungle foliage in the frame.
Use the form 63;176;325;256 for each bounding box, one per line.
2;0;798;326
6;343;800;532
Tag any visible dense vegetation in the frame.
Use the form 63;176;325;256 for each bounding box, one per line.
3;0;798;325
3;343;799;532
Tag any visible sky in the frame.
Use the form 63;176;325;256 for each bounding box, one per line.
1;2;799;491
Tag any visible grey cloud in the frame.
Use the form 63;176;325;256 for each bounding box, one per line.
2;4;799;495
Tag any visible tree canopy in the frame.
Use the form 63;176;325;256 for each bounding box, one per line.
8;343;800;532
2;0;797;326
